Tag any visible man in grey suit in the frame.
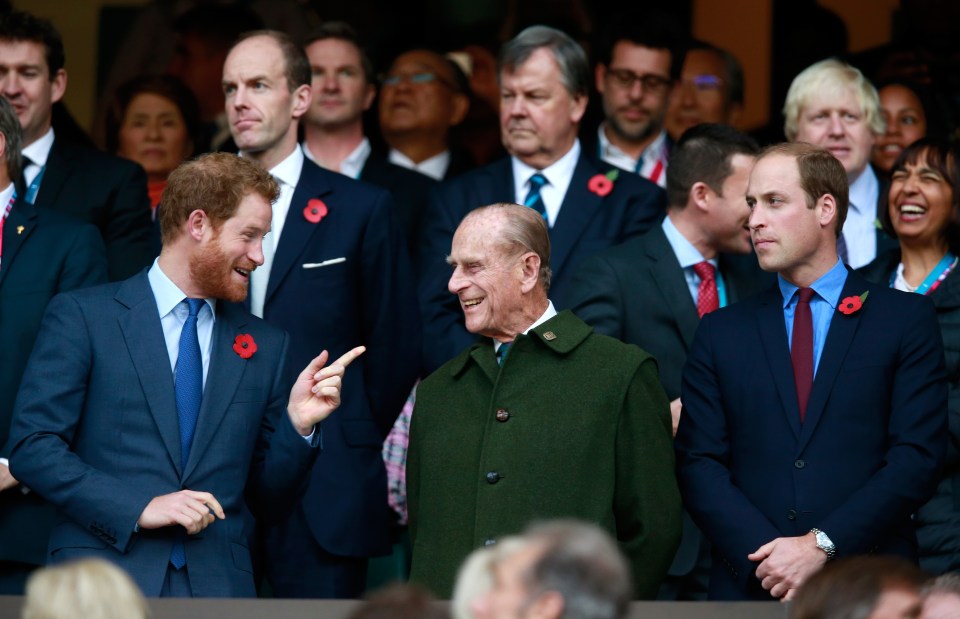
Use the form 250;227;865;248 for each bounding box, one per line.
567;123;768;599
8;153;363;597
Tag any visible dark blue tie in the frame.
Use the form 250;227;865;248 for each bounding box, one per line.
496;342;511;366
523;173;548;222
171;298;204;569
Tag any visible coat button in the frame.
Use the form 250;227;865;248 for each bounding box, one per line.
483;538;497;546
496;409;510;422
485;471;501;484
794;459;806;469
787;509;797;520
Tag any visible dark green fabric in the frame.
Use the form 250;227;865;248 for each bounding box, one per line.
407;310;682;599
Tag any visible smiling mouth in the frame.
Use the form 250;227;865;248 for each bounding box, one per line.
234;267;253;279
899;204;927;221
462;297;483;307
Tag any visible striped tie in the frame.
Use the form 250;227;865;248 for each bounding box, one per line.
523;173;548;221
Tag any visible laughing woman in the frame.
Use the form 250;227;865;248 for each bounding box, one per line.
860;138;960;575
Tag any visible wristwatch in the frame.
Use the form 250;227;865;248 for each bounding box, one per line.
810;528;836;560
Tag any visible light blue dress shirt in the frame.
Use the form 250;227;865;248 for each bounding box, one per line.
661;217;728;309
779;259;848;376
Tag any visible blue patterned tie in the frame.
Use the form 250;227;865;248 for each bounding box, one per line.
170;298;204;569
496;342;511;366
523;173;549;222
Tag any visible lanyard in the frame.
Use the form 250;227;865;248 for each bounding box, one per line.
889;253;957;295
24;164;45;204
0;190;18;271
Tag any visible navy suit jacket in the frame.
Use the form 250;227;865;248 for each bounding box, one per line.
359;154;437;266
31;139;154;281
8;272;317;597
0;201;107;567
418;151;666;372
260;159;420;557
676;270;948;599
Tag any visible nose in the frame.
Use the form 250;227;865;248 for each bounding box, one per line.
885;117;901;137
145;119;162;140
321;73;339;92
231;85;247;109
827;113;844;136
250;236;265;267
504;95;527;117
748;205;765;231
0;72;19;97
678;81;696;106
448;265;466;295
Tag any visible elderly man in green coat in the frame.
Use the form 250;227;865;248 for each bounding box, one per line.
407;202;682;598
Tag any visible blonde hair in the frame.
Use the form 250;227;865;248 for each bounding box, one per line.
783;59;883;141
22;559;149;619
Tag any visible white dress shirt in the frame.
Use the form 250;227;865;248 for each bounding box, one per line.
249;147;304;317
511;141;580;228
22;127;55;186
597;125;669;188
388;148;449;181
302;137;371;179
843;166;880;269
148;259;215;385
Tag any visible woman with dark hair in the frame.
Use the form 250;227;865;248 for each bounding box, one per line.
860;138;960;575
872;80;935;175
106;74;202;217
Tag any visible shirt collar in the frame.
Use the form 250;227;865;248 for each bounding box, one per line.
1;182;16;207
493;300;558;351
23;127;55;167
148;258;216;318
388;148;450;180
662;215;712;269
847;165;879;216
301;137;371;175
511;140;580;190
268;146;305;187
778;259;847;309
597;123;666;164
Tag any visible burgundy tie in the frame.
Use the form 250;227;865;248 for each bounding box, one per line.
692;262;719;318
791;288;816;422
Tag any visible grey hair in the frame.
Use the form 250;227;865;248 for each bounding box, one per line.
466;203;552;292
499;25;590;98
522;520;632;619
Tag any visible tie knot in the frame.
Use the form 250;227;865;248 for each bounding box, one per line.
184;298;204;317
496;342;512;365
692;261;715;281
529;173;547;189
797;287;816;304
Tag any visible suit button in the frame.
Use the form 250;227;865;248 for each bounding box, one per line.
483;538;497;546
794;459;806;469
787;509;797;520
495;409;510;422
485;471;501;484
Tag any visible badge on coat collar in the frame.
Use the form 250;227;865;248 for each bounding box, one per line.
543;331;557;341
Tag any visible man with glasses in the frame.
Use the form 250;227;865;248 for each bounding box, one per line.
592;12;688;188
665;41;745;141
378;48;473;181
417;25;666;372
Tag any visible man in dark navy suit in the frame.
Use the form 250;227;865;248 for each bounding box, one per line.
299;22;436;261
676;142;947;600
0;94;107;594
223;30;420;598
0;11;153;281
419;25;666;372
8;153;363;597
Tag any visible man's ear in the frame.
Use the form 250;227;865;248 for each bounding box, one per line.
817;193;838;230
519;252;541;294
50;69;67;104
449;92;470;127
290;83;312;119
362;83;376;112
690;181;712;213
186;209;209;241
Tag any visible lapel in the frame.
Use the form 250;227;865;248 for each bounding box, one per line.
798;270;866;450
0;199;36;289
182;302;249;480
756;284;803;440
645;227;700;348
550;154;606;280
487;157;516;203
116;272;182;473
450;341;500;384
32;138;72;210
265;160;332;305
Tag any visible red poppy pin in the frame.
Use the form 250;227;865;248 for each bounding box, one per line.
588;169;619;197
838;290;869;315
233;334;257;359
303;199;328;224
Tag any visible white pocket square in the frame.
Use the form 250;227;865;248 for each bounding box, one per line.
303;257;347;269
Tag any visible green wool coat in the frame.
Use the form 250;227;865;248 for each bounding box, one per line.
407;310;682;599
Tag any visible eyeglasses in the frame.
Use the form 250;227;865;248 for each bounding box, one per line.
605;68;672;93
381;72;455;89
679;74;725;92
